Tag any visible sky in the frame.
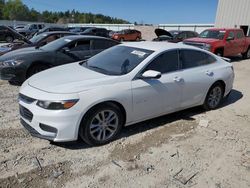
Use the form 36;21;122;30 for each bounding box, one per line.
22;0;218;24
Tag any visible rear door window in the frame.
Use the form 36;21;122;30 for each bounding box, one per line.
145;50;179;74
236;31;244;39
92;39;118;50
180;49;216;69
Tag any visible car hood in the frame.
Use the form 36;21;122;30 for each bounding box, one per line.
28;62;119;94
155;29;173;38
9;28;31;44
0;42;29;54
0;47;44;60
184;37;220;43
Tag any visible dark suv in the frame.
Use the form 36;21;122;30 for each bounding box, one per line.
0;25;24;42
80;27;109;38
153;29;198;43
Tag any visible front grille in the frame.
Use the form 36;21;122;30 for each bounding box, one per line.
18;93;36;104
19;105;33;122
184;42;204;49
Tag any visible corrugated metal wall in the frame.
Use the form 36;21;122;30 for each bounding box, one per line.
158;24;214;34
215;0;250;34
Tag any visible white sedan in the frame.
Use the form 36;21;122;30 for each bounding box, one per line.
19;42;234;145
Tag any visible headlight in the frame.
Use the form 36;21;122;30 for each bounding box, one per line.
0;59;24;67
202;44;211;51
36;99;79;110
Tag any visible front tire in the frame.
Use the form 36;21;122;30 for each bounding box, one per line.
215;49;224;57
5;36;14;43
242;47;250;59
203;83;224;110
79;103;124;146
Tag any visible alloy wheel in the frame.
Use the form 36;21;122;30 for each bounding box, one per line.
90;110;119;141
207;86;222;108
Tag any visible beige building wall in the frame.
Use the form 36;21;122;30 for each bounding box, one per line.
215;0;250;35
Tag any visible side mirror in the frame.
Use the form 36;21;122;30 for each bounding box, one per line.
226;36;234;41
140;70;161;79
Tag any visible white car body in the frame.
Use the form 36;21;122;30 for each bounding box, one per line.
19;42;234;142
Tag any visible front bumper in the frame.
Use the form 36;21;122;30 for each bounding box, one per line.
19;92;82;142
0;65;26;82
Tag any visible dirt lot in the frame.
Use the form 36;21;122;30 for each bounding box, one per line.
0;58;250;188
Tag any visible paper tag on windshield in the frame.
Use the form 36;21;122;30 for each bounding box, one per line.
131;50;147;58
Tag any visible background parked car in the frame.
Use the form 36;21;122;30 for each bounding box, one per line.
153;29;198;42
0;31;78;56
80;27;109;38
68;27;91;33
0;35;120;84
14;25;26;30
183;28;250;58
0;25;26;43
15;23;45;38
34;26;68;36
112;29;142;41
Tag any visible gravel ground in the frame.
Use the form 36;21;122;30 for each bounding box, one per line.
0;58;250;188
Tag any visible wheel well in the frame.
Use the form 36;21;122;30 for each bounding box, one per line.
215;47;224;54
211;80;226;94
81;101;127;126
26;62;52;78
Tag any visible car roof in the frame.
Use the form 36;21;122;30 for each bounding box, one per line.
170;30;196;33
121;41;200;52
205;28;242;31
42;31;77;35
62;35;117;41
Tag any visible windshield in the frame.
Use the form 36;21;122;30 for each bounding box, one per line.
83;46;153;75
199;30;226;40
30;33;48;43
169;31;180;38
41;37;72;51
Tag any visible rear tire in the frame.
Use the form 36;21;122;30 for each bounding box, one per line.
5;36;14;43
27;64;49;78
215;49;224;57
242;47;250;59
203;83;224;110
79;103;124;146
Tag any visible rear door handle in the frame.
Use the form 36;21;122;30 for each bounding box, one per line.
173;76;183;83
206;70;214;76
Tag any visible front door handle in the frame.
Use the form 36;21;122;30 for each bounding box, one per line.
206;70;214;76
173;76;183;83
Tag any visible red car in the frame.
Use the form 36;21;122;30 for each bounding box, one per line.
184;28;250;58
112;29;141;41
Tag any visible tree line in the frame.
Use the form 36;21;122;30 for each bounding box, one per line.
0;0;130;24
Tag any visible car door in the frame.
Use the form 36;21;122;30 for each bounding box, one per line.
131;50;182;122
235;30;245;54
178;49;217;108
224;31;237;56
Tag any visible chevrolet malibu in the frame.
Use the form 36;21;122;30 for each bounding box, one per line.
19;42;234;146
